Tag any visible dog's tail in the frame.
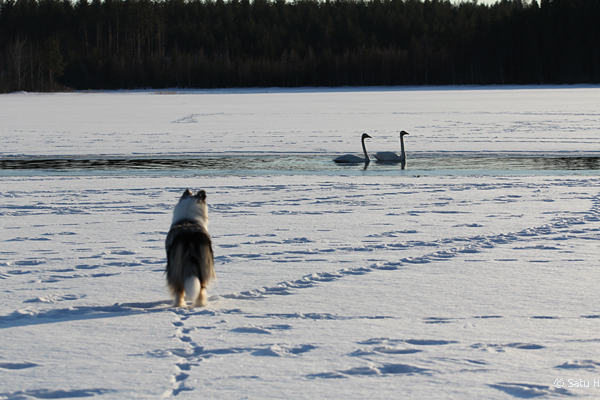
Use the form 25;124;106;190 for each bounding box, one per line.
184;275;201;302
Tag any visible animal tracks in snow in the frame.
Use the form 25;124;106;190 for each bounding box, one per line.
216;204;600;303
555;360;600;370
161;308;318;397
307;362;431;379
0;362;38;370
489;382;572;398
154;176;600;396
231;324;292;334
170;113;226;124
0;388;116;399
471;342;546;352
3;175;600;398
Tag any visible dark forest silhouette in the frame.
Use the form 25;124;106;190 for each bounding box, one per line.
0;0;598;92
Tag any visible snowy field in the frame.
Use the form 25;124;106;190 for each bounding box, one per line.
2;86;600;399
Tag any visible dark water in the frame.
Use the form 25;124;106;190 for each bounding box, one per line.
2;155;600;176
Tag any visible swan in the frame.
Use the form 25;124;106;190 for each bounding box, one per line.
333;133;372;164
374;131;409;163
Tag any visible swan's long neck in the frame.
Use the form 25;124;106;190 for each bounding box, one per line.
362;137;370;163
399;134;406;159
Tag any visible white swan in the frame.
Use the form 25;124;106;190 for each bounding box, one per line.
374;131;409;163
333;133;372;164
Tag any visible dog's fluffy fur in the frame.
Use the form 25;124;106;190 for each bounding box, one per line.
165;189;216;307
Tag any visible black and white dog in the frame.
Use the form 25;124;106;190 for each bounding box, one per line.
165;189;216;307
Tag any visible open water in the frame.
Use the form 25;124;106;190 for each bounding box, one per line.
2;154;600;177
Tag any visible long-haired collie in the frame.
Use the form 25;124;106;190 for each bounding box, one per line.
165;189;216;307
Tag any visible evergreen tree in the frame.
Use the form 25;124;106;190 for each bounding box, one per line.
40;37;65;89
0;0;598;91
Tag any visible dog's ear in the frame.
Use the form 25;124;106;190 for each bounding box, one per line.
196;190;207;201
181;189;193;198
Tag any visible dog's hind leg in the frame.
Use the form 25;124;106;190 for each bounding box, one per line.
192;285;208;308
174;289;186;307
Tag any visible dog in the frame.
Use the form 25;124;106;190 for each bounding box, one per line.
165;189;216;307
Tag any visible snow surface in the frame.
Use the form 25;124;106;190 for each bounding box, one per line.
2;86;600;399
2;86;600;158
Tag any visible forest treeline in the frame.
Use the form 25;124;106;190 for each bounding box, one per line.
0;0;599;92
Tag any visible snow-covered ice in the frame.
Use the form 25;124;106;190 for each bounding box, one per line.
2;86;600;158
1;86;600;399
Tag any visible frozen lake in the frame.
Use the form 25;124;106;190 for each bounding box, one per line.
2;86;600;158
2;86;600;399
2;85;600;177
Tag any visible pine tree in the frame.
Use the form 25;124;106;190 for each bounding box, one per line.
40;37;65;90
